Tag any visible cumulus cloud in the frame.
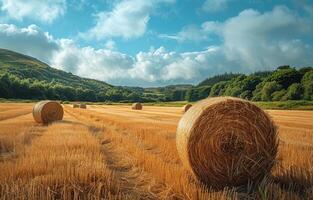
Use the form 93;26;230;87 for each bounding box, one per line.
83;0;175;40
0;24;59;63
0;23;226;86
0;0;66;23
159;21;221;42
104;39;117;50
159;25;207;42
202;0;230;13
0;5;313;87
54;44;230;86
129;46;234;85
52;39;134;81
161;6;313;72
222;6;313;70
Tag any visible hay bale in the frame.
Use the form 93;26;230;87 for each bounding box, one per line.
132;103;142;110
33;101;64;124
176;97;278;188
182;104;192;112
73;104;79;108
80;104;87;109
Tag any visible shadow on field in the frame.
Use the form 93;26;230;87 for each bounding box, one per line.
272;166;313;197
56;120;85;126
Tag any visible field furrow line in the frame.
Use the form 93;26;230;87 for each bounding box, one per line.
65;107;230;199
65;108;171;199
66;107;180;165
0;109;32;121
0;120;124;199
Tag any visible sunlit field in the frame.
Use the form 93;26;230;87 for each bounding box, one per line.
0;103;313;199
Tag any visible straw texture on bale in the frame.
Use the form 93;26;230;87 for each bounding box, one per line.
176;97;278;188
73;104;79;108
183;104;192;112
80;104;87;109
33;101;64;124
132;103;142;110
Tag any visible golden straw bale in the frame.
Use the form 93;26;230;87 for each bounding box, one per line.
132;103;142;110
176;97;278;188
80;104;87;109
73;104;79;108
32;101;63;124
182;104;192;112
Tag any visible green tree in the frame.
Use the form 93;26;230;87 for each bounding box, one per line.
282;83;303;100
261;81;282;101
209;81;228;97
0;73;13;98
240;90;252;100
197;86;211;99
301;71;313;100
185;89;198;102
267;68;302;89
277;65;291;70
224;75;261;99
271;90;286;101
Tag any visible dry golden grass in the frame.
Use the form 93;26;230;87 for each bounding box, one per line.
0;103;313;199
0;113;45;161
0;103;32;121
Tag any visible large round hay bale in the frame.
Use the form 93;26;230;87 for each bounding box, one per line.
176;97;278;188
132;103;142;110
80;104;87;109
73;104;79;108
33;101;64;124
182;104;192;112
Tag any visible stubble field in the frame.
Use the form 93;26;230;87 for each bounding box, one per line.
0;103;313;199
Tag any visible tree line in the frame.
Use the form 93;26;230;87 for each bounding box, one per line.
0;73;160;102
178;66;313;102
1;66;312;102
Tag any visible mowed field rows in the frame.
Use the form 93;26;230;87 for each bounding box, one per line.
0;103;313;199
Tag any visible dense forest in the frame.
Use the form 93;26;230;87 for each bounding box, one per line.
0;49;312;102
181;66;313;102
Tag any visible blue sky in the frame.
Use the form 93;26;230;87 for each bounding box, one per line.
0;0;312;87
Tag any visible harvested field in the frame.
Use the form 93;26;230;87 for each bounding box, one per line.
0;103;313;199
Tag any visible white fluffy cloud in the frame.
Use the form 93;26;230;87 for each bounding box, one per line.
53;44;227;86
159;22;221;42
0;22;226;86
129;46;235;85
0;6;312;87
161;6;313;72
202;0;230;13
0;24;59;63
83;0;175;40
104;40;117;50
222;6;313;70
0;0;66;23
52;39;134;81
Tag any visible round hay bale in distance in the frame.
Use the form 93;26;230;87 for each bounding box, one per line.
80;104;87;109
132;103;142;110
176;97;278;188
182;104;192;112
73;104;79;108
33;101;64;124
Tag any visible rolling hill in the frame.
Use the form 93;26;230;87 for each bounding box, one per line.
0;48;312;103
0;48;141;102
0;48;112;91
